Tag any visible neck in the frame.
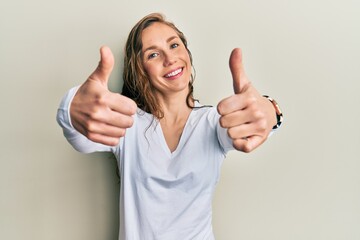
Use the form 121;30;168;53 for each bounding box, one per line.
157;91;193;123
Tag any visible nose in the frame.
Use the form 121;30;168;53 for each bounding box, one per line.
163;51;176;67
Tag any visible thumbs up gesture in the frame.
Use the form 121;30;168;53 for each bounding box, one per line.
217;48;277;152
70;46;137;146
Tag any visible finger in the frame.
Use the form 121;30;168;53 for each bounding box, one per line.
87;132;121;146
89;46;114;87
86;92;137;119
227;123;253;140
84;120;128;138
71;118;122;146
87;109;135;130
219;109;254;128
217;90;253;115
233;135;265;153
229;48;250;94
107;93;137;116
227;120;267;140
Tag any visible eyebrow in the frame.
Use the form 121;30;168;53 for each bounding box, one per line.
143;36;179;54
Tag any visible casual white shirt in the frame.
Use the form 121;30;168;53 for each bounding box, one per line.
57;87;235;240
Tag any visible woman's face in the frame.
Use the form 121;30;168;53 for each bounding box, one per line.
141;22;192;98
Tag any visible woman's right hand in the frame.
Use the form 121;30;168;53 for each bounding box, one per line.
70;46;137;146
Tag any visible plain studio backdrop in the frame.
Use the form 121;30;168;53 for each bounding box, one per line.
1;0;359;239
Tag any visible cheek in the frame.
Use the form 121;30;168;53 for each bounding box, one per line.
183;53;192;72
143;63;156;78
144;65;161;86
182;50;192;66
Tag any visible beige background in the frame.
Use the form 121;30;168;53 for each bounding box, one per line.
1;0;360;239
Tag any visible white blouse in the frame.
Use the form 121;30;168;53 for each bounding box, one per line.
57;87;234;240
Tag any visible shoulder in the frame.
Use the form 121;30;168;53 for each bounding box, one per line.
129;108;158;132
132;108;156;124
193;101;219;117
190;102;220;128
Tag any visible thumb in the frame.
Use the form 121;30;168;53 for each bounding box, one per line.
89;46;114;87
229;48;249;94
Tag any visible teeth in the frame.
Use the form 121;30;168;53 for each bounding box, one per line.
166;68;182;77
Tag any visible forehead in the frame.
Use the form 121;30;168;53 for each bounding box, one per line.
141;22;179;48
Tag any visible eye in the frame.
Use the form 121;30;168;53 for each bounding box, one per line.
148;52;159;59
170;43;179;49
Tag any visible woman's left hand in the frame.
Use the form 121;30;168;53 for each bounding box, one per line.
217;48;277;153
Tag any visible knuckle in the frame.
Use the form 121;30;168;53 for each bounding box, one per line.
217;104;224;115
129;101;138;114
119;129;126;137
86;132;96;141
127;117;134;127
257;119;267;132
233;139;253;153
95;94;108;106
84;120;97;132
227;128;236;139
86;124;96;133
246;95;257;105
108;138;120;146
122;116;134;128
242;145;252;153
217;99;230;115
219;117;227;128
119;94;137;114
88;108;102;120
254;109;265;119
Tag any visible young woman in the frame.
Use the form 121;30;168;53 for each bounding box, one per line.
57;13;282;240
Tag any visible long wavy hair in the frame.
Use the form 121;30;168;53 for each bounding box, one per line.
121;13;195;119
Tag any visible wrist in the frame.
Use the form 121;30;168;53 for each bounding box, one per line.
263;95;283;130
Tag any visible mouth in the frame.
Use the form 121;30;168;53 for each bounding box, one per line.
164;67;183;78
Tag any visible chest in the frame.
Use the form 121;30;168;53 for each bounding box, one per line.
160;121;186;153
119;111;226;192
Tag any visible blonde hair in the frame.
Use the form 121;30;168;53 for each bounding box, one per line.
121;13;195;119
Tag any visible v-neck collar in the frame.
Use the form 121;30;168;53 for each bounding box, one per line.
155;107;196;158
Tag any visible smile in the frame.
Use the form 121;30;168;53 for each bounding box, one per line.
164;68;183;78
